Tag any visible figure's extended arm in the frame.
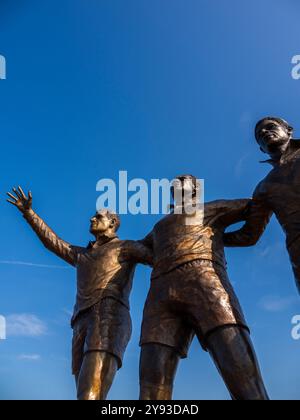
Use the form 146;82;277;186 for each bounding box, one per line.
7;187;78;266
140;231;154;251
131;241;153;267
123;231;154;267
224;186;272;247
214;198;251;226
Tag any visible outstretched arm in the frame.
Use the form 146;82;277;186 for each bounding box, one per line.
122;231;154;267
214;198;251;227
131;241;153;267
224;188;272;247
7;187;78;266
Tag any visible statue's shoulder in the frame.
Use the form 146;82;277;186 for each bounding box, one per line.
252;177;271;198
153;213;174;229
112;238;127;248
291;139;300;150
120;239;142;248
290;140;300;161
204;199;228;209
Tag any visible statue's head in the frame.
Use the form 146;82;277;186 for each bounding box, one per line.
255;117;293;158
90;209;120;237
171;174;200;205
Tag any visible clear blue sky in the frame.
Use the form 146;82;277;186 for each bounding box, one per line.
1;0;300;400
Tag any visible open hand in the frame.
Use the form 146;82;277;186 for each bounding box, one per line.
6;186;33;213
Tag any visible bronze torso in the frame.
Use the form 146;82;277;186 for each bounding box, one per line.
74;238;140;323
21;209;152;325
224;141;300;293
145;199;250;279
257;143;300;249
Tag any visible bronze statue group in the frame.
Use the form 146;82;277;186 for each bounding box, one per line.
7;117;300;400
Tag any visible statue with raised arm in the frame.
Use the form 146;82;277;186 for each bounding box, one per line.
224;117;300;295
7;186;152;400
139;175;269;401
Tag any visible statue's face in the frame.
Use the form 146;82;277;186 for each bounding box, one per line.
90;210;112;236
172;176;197;204
256;119;291;156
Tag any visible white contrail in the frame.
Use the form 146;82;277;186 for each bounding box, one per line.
0;260;70;269
18;354;41;361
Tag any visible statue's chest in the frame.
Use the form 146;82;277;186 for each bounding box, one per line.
262;160;300;207
267;159;300;186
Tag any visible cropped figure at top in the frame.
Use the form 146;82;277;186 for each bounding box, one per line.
224;117;300;296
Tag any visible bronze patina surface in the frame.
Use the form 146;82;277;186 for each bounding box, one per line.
7;188;152;400
139;175;269;400
224;117;300;295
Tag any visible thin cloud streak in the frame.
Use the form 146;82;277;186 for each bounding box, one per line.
0;260;70;269
234;153;252;178
18;354;41;361
259;295;298;313
6;314;47;337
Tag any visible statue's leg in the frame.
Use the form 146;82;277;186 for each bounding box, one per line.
76;351;118;400
139;343;181;400
206;326;269;400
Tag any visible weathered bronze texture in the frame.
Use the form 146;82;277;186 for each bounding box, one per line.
224;117;300;295
139;175;269;400
7;188;152;400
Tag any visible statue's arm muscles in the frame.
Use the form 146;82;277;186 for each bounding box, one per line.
131;241;153;267
140;231;154;250
123;232;154;267
23;209;78;266
223;187;272;247
217;198;251;226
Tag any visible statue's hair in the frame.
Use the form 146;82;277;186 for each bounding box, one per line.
255;117;293;141
100;210;121;232
175;174;196;181
173;174;200;197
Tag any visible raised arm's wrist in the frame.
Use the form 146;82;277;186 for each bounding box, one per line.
23;208;35;219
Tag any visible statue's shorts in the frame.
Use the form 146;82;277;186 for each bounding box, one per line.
72;297;132;375
140;259;249;358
